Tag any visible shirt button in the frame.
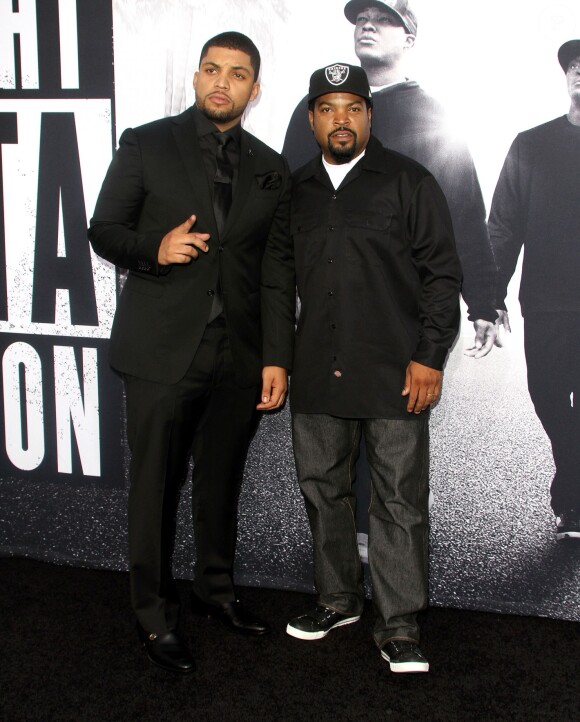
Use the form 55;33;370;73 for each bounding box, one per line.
207;290;215;296
331;323;336;329
218;246;224;252
328;226;334;231
331;195;337;200
327;258;333;263
328;291;333;296
333;355;337;361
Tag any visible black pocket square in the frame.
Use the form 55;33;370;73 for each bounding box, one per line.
256;171;282;190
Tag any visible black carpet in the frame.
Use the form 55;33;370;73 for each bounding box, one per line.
1;557;577;722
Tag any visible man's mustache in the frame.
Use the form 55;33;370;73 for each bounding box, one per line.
329;127;357;140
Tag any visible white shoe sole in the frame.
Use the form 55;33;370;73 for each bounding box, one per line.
286;615;361;640
556;530;580;540
380;649;429;673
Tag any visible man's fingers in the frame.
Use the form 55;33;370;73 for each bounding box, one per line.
401;369;411;396
406;387;419;413
178;214;196;231
257;367;288;410
473;335;495;358
259;389;286;410
174;242;202;262
187;233;210;252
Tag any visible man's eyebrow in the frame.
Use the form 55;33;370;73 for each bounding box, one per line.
201;60;251;73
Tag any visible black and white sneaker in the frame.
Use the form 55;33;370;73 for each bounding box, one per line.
556;510;580;540
286;606;361;640
380;640;429;673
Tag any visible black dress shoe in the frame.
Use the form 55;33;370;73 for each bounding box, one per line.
137;625;196;673
191;592;270;636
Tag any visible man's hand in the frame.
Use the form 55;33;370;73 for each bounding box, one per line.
464;312;511;358
464;319;497;358
256;366;288;411
496;310;511;333
158;214;210;266
402;361;442;414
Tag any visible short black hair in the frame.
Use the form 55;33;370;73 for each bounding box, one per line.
199;31;261;81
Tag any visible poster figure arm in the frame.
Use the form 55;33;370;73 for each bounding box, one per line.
487;135;526;320
427;136;499;356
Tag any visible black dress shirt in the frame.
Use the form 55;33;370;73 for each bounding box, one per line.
290;136;461;419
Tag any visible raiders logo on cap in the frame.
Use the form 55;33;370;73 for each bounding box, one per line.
308;63;373;105
325;64;350;85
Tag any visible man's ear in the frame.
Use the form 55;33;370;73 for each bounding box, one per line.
308;110;314;131
404;33;416;49
250;81;260;103
193;71;199;90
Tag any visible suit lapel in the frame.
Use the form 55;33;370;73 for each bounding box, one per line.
171;109;218;237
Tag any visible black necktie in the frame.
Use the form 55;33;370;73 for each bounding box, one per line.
208;133;233;322
213;132;233;234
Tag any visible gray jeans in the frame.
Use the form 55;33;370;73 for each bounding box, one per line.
292;413;429;647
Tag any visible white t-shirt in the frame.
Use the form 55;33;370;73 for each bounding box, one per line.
322;150;366;190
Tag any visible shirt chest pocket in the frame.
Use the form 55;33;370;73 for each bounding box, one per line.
291;212;325;268
344;210;394;266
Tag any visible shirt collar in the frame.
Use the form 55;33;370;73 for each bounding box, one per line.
192;104;242;146
293;135;387;185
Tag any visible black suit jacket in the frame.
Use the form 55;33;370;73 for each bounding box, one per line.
88;107;295;387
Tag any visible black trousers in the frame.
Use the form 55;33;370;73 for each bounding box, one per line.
124;318;260;635
524;312;580;514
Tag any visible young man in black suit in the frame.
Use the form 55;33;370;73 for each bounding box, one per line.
89;32;295;673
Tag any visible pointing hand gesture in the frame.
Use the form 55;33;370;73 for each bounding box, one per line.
158;215;210;265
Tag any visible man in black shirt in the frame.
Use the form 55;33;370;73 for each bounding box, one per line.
488;39;580;540
286;63;461;673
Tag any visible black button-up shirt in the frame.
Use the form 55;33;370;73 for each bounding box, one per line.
290;135;461;419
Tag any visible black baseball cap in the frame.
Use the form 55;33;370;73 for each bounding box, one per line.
308;63;373;106
558;39;580;72
344;0;418;36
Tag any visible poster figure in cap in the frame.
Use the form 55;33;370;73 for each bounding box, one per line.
283;0;498;352
286;63;461;672
488;40;580;541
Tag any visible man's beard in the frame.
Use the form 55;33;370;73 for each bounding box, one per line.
197;96;241;125
328;128;358;164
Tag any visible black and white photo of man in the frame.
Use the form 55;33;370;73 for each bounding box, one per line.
487;39;580;541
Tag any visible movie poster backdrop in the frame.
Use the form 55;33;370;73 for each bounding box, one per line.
0;0;578;620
